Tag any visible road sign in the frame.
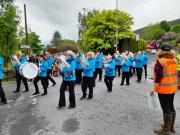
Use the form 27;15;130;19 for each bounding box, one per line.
136;34;140;41
21;45;30;49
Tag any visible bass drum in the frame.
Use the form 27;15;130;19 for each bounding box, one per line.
19;62;38;79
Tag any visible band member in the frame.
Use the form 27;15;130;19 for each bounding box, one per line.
95;50;103;82
0;56;7;105
129;52;135;77
143;51;149;79
104;54;116;92
33;54;48;96
150;44;177;134
121;55;131;85
135;52;144;83
80;52;95;100
46;52;56;86
115;53;122;77
58;50;76;109
75;53;83;84
13;54;29;93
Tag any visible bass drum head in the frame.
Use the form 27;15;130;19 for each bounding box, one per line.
22;63;38;79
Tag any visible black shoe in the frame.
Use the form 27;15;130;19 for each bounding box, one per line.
32;92;40;95
120;84;124;86
87;96;93;100
57;106;65;109
52;83;56;87
22;90;29;93
41;93;47;96
13;90;20;93
1;100;7;105
80;96;86;100
68;106;76;109
108;90;112;92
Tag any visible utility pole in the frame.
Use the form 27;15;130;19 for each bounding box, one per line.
115;0;118;52
24;4;29;54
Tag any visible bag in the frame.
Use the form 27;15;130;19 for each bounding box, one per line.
147;92;161;112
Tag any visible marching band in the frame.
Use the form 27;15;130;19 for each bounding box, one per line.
0;49;150;108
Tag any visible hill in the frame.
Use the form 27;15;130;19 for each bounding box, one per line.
134;18;180;34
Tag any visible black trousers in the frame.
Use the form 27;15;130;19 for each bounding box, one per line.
121;72;130;85
0;80;7;102
16;72;29;92
104;76;114;91
95;68;103;81
47;69;56;85
132;67;136;74
129;66;133;77
81;76;94;98
33;76;48;94
75;69;83;84
115;65;122;77
58;81;76;107
136;68;143;82
143;65;147;78
158;93;176;115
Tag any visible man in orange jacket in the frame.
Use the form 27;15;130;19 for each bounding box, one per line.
150;43;177;135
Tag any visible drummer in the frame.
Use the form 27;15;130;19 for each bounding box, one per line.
13;53;29;93
33;54;49;96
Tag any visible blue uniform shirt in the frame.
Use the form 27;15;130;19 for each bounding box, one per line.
61;58;76;81
95;53;103;69
75;55;83;70
143;53;149;65
0;57;4;80
47;56;54;70
38;60;48;77
135;55;144;68
83;58;95;77
115;56;122;66
105;60;116;76
122;59;131;72
129;56;135;66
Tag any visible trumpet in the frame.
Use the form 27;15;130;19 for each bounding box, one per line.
11;55;20;64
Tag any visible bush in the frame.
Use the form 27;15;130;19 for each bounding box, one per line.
176;36;180;46
138;39;147;51
171;24;180;33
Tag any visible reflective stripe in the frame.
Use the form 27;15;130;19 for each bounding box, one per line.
164;73;177;78
159;82;177;86
160;59;177;78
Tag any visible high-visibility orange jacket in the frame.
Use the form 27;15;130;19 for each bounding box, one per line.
155;58;177;94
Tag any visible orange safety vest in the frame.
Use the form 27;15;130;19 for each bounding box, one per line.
155;58;177;94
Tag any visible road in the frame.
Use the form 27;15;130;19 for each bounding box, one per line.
0;55;180;135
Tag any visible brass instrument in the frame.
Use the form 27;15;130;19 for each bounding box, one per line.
80;54;88;66
11;55;20;65
54;55;70;70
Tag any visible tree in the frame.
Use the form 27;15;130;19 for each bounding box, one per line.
50;31;62;48
82;10;134;51
153;29;165;40
0;3;20;64
21;31;43;54
160;20;170;32
171;24;180;33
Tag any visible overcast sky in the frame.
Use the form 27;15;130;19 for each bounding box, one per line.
15;0;180;44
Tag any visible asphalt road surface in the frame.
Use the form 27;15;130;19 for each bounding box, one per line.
0;55;180;135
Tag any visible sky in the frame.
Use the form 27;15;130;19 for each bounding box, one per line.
15;0;180;44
